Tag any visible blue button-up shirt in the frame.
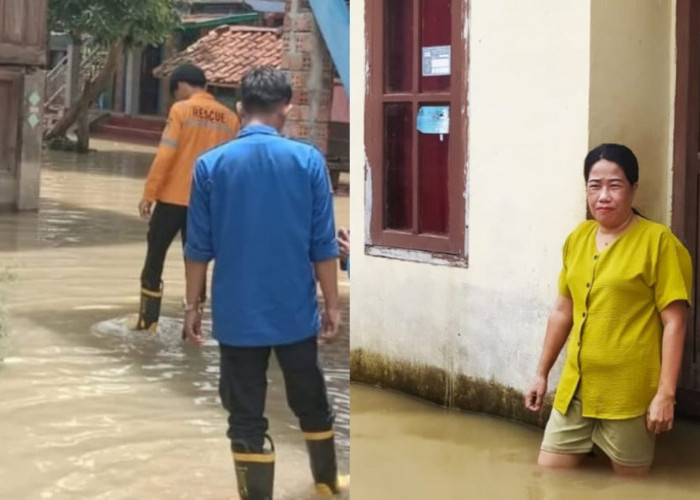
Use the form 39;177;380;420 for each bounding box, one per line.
185;124;338;347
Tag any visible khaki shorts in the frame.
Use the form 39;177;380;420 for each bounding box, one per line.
540;389;655;467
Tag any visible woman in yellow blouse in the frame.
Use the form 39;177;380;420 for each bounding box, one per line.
525;144;692;475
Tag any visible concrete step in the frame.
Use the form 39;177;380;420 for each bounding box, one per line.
91;124;161;145
104;114;166;132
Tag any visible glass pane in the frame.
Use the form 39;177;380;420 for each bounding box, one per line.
385;0;414;93
384;103;414;230
420;0;451;92
418;104;449;234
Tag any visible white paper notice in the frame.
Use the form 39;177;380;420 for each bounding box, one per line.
422;46;451;77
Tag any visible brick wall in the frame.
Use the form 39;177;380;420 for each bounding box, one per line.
281;0;333;154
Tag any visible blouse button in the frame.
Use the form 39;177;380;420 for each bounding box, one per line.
586;283;590;288
593;255;599;260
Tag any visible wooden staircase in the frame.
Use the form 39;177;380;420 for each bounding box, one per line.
43;43;108;131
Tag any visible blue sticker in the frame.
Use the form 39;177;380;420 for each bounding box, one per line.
417;106;449;135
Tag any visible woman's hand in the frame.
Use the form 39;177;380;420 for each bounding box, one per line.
647;393;675;434
525;374;548;412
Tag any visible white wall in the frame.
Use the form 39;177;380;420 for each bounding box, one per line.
588;0;675;224
350;0;593;393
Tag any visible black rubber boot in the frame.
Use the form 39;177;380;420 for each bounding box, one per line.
233;436;275;500
305;431;339;495
134;282;163;333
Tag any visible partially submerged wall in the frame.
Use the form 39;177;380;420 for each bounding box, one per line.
350;0;597;419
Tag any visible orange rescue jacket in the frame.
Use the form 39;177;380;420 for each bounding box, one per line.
143;92;240;206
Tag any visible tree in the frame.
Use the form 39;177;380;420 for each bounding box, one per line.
46;0;186;152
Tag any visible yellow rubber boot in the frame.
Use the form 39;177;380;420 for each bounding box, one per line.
304;430;346;495
233;436;275;500
132;282;163;333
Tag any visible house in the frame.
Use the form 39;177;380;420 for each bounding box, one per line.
153;22;350;187
153;26;284;111
0;0;46;211
45;0;273;125
114;8;265;118
349;0;700;420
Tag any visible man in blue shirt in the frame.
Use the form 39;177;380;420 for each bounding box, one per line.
183;67;342;499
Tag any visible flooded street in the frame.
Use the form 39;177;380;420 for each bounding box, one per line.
351;384;700;500
0;140;349;500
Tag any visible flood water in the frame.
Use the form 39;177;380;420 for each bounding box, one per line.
0;140;349;500
351;384;700;500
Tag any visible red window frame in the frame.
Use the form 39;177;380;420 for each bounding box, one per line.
365;0;468;257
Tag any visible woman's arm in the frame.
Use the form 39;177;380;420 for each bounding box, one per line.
525;295;574;412
647;300;687;433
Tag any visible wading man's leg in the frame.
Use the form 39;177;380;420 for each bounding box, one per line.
275;336;342;495
135;202;187;332
219;343;274;500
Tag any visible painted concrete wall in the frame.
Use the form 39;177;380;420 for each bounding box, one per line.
0;69;44;212
16;69;45;211
350;0;594;402
124;48;143;115
589;0;675;225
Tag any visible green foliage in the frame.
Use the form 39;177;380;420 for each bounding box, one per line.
49;0;188;48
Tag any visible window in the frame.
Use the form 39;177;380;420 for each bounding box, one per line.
366;0;468;257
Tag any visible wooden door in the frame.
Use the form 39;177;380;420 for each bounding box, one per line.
0;71;23;172
0;0;48;66
0;71;23;206
673;0;700;417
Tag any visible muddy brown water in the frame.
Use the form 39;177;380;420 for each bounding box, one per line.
0;140;349;500
351;384;700;500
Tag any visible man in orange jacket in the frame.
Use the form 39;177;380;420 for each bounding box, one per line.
134;64;240;332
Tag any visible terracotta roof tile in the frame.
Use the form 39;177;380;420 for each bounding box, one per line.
154;25;283;87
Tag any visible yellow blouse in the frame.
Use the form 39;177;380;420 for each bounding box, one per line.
553;218;692;419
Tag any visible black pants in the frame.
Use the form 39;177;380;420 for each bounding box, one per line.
140;201;188;291
219;336;334;453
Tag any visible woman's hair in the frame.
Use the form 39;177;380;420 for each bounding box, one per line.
584;143;639;185
584;143;645;218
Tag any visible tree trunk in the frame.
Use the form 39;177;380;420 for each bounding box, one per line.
113;50;126;113
75;108;90;153
44;42;123;142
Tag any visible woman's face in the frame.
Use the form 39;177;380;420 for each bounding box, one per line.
586;159;638;227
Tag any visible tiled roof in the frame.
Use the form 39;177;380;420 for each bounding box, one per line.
153;26;283;86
